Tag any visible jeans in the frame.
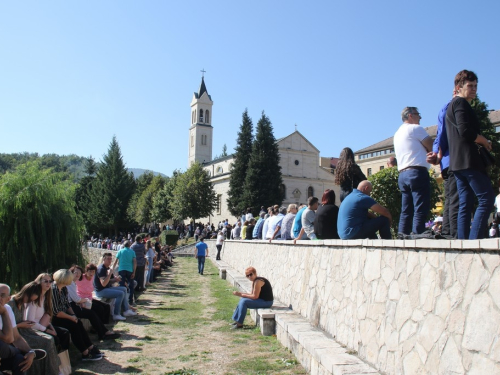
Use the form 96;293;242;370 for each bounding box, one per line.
441;168;459;238
349;216;392;240
0;341;24;375
95;286;130;315
232;298;273;324
197;256;205;274
398;168;431;234
147;257;154;282
119;270;135;304
454;168;494;239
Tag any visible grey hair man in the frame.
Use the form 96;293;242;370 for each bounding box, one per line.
394;107;433;236
294;197;320;244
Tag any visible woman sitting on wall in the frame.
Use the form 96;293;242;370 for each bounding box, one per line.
75;263;111;324
231;267;273;329
334;147;367;202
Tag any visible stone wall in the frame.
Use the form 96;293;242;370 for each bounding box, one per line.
216;239;500;374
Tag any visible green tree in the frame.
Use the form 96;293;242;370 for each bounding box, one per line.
127;171;154;224
227;109;254;216
134;175;167;225
242;112;283;212
471;96;500;191
369;167;441;236
170;162;216;224
151;170;180;222
89;136;135;236
221;144;228;157
75;156;98;232
0;161;83;289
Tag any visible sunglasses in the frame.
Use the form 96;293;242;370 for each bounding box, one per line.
41;279;52;284
246;273;253;278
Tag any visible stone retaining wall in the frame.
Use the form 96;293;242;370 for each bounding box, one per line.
214;239;500;374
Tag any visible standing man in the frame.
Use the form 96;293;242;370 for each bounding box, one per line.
215;231;224;260
113;240;137;307
446;70;494;239
337;181;392;240
131;235;146;292
394;106;433;236
427;91;459;238
194;237;209;275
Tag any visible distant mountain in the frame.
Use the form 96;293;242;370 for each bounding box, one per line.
128;168;167;178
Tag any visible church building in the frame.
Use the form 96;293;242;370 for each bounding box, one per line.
188;77;339;224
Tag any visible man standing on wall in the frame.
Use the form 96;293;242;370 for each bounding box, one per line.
194;237;209;275
131;235;146;292
394;107;433;236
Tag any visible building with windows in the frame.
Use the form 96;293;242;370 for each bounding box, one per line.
188;77;338;223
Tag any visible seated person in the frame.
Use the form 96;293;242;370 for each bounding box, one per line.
0;283;46;375
230;267;273;329
337;180;392;240
75;264;111;324
50;270;103;361
93;253;137;321
8;281;61;375
67;266;120;341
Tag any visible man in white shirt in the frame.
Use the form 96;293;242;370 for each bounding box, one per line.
394;107;433;236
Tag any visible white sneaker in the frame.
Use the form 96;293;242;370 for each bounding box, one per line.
123;310;137;317
113;314;126;321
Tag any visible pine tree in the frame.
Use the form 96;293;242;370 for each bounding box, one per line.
170;162;217;224
471;96;500;190
243;112;283;213
75;156;97;232
227;109;254;216
90;136;135;236
221;144;228;157
151;170;180;223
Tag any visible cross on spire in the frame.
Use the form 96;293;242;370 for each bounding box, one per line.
200;69;206;78
295;124;298;131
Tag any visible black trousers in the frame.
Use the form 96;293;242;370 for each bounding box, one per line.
441;168;459;238
50;325;71;352
71;302;109;339
91;299;111;324
135;265;146;291
216;245;222;260
52;316;93;353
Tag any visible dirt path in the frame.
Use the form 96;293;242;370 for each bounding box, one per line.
73;257;306;375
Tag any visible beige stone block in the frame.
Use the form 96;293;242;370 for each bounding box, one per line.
388;280;401;301
386;351;396;374
489;267;500;310
438;261;455;291
365;336;379;365
463;254;489;309
455;252;474;287
420;262;437;311
408;268;421;309
425;344;440;374
374;280;388;303
398;272;409;292
402;239;415;247
407;250;420;275
418;313;444;352
364;249;381;283
462;240;480;249
435;293;451;320
411;309;425;322
480;252;500;274
437;336;465;374
450;240;463;249
468;353;500;375
377;345;387;373
400;320;418;344
447;308;465;334
463;292;500;353
396;294;412;330
402;350;424;375
479;238;500;249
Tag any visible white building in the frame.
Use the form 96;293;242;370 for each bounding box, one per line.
188;77;339;224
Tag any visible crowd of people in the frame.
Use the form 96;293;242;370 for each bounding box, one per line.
0;235;175;375
211;70;497;244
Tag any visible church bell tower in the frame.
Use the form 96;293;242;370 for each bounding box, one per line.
188;74;213;166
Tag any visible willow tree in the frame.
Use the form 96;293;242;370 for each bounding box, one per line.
0;161;83;290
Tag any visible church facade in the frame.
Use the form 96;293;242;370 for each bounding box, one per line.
188;77;339;224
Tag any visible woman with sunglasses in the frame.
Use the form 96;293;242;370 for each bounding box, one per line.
231;267;273;329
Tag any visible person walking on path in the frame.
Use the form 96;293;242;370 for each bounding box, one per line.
231;267;273;329
194;237;209;275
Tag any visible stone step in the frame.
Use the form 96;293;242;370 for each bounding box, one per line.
208;257;380;375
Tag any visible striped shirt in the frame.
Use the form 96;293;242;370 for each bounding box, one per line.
51;283;70;316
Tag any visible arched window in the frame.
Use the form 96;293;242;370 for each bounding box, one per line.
205;110;210;124
307;186;314;198
216;166;223;174
191;135;194;147
199;109;204;122
280;184;286;199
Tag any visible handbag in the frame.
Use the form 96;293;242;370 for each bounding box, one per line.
477;144;495;167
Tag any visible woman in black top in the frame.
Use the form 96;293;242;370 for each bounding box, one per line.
314;189;340;239
334;147;367;202
445;70;494;239
245;218;256;240
231;267;273;329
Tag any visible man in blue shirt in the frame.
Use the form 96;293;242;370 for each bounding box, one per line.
427;92;459;238
194;237;209;275
337;181;392;240
292;205;307;239
252;212;266;239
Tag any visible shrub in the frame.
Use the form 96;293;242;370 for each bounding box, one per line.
160;230;179;246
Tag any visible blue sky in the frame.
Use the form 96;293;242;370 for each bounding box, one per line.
1;1;499;176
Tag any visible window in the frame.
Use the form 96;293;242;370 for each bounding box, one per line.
307;186;314;198
216;166;223;174
205;110;209;124
294;160;299;165
201;134;207;145
280;184;286;198
216;194;222;214
191;135;194;147
367;168;372;176
199;109;204;123
380;166;384;171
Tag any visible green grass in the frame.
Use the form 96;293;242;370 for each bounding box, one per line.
164;369;198;375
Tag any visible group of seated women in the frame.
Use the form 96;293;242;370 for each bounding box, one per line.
4;263;128;374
